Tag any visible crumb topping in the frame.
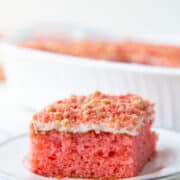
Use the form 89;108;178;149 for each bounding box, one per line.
32;91;154;134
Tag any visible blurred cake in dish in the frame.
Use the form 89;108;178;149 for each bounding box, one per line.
20;36;126;63
0;34;5;80
20;35;180;67
0;65;5;80
29;91;157;179
122;40;180;67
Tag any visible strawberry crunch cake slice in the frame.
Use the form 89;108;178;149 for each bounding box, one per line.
30;91;157;179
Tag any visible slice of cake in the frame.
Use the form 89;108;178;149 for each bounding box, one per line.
29;91;157;179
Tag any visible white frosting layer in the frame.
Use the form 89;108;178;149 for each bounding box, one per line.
33;120;141;136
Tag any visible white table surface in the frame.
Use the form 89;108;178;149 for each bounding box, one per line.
0;83;33;141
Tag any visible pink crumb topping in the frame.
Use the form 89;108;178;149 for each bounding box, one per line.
32;91;154;133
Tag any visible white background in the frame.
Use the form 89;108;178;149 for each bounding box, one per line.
0;0;180;34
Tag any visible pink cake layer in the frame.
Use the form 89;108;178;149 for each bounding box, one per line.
30;122;157;179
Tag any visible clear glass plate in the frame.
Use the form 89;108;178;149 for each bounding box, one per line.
0;129;180;180
0;129;10;143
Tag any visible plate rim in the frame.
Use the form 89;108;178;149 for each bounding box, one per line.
0;128;180;180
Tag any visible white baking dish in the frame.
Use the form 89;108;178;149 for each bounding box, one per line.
1;24;180;131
